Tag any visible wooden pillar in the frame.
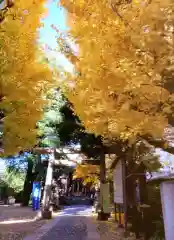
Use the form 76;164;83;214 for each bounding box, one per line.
75;181;77;193
122;157;128;235
83;187;85;196
77;181;79;195
79;180;82;194
72;181;75;194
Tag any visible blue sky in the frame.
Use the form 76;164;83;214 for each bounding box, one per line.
39;0;74;72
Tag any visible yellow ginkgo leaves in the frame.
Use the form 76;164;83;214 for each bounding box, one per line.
73;164;100;185
0;0;52;156
58;0;174;143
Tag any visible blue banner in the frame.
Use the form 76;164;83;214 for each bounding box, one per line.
32;182;41;211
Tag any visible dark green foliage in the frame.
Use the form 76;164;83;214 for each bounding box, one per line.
54;97;103;158
55;101;83;145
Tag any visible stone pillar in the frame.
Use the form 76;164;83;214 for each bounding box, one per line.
160;181;174;240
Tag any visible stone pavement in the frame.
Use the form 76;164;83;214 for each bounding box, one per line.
41;216;87;240
24;205;100;240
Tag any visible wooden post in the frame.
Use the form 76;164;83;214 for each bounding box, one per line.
72;182;75;195
114;203;117;222
122;158;128;236
118;205;122;227
77;181;80;195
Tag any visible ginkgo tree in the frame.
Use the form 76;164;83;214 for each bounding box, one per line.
55;0;174;224
73;164;100;186
0;0;52;156
58;0;174;146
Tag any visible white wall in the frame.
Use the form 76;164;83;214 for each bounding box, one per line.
0;158;5;178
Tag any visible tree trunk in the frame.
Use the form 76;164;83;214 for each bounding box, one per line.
138;163;148;204
98;152;110;221
22;158;34;206
100;152;106;184
138;163;151;240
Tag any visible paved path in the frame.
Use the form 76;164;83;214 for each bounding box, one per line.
41;215;87;240
24;205;99;240
41;206;90;240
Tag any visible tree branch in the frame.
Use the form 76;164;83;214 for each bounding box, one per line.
0;0;14;23
143;136;174;155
